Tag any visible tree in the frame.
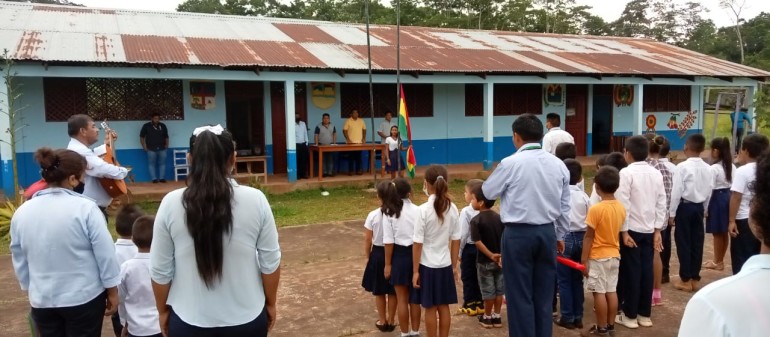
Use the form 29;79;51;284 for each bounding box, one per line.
0;50;28;201
613;0;651;38
720;0;747;64
650;0;680;43
582;14;611;36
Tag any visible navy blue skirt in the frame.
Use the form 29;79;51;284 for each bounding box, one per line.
416;264;458;308
385;149;405;173
362;246;395;295
706;188;730;233
390;244;413;286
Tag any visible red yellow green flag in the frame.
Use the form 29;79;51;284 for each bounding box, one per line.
398;84;416;178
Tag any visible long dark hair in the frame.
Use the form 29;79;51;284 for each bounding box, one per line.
751;149;770;247
182;129;235;288
34;147;85;185
377;180;403;218
711;137;733;182
393;177;411;199
425;165;451;223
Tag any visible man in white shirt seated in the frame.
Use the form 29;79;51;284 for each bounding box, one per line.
542;113;575;155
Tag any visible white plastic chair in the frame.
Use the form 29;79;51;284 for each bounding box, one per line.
173;149;189;181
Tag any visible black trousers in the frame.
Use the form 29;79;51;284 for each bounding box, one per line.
674;202;705;282
460;244;482;305
296;143;309;179
730;219;761;274
502;223;556;337
660;225;673;279
348;151;363;173
619;231;654;319
111;313;123;336
168;307;267;337
30;291;106;337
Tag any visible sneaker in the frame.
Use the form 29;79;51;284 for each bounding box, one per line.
457;302;471;315
674;279;693;292
580;325;610;337
159;179;167;183
615;313;639;329
152;179;159;183
492;316;502;328
638;316;653;327
573;318;584;329
607;324;616;337
479;316;494;328
553;317;576;329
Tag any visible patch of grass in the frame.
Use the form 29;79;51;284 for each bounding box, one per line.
702;111;770;142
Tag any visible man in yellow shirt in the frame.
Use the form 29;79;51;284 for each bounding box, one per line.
343;109;366;175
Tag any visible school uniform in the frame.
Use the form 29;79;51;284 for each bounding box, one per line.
648;157;674;281
482;143;571;337
413;195;461;308
557;185;590;324
362;209;395;296
670;158;714;283
542;127;575;155
730;162;760;274
706;162;736;234
295;120;310;179
382;199;421;303
459;205;482;306
616;162;667;320
384;136;405;173
119;253;162;337
470;210;505;300
113;239;138;336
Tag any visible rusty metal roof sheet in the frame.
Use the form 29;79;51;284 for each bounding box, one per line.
1;1;768;78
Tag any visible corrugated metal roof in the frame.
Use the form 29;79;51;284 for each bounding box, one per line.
0;1;767;78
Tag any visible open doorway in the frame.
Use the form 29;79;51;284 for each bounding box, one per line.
592;85;613;154
225;81;265;157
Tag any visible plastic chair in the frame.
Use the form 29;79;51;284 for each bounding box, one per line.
173;149;189;181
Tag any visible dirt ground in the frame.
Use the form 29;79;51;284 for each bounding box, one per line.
0;221;733;337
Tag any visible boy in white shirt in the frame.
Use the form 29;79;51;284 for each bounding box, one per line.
542;113;575;155
112;204;144;336
458;179;483;316
728;133;770;275
668;134;714;292
119;215;162;337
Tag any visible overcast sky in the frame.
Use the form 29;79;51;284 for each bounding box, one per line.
77;0;770;28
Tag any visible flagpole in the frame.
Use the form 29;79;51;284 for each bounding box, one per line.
395;0;402;176
364;0;377;182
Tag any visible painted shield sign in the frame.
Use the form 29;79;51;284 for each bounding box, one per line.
311;82;336;110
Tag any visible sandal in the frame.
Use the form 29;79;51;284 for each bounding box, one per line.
703;261;724;270
375;320;388;332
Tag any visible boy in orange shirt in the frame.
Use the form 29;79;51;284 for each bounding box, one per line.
581;166;627;336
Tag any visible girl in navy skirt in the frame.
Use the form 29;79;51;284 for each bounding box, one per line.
363;181;398;332
385;126;407;179
704;137;735;271
384;178;422;337
413;165;461;337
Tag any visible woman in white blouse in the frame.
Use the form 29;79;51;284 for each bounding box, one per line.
150;125;281;336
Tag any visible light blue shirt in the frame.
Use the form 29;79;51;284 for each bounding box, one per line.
295;121;309;144
10;188;121;308
151;179;281;327
482;143;571;240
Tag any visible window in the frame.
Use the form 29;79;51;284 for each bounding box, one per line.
340;83;433;118
44;78;184;121
494;84;542;116
465;84;483;117
643;85;690;112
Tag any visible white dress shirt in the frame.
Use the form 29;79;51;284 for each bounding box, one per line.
115;239;138;266
413;195;461;269
659;158;677;175
67;138;129;207
151;180;281;327
589;184;601;206
383;199;420;247
616;162;667;233
458;205;480;252
10;188;121;308
569;185;590;232
482;143;571;241
542;127;575;154
711;162;737;190
295;121;309;144
679;254;770;337
364;209;385;247
670;157;714;216
731;162;756;220
118;253;161;337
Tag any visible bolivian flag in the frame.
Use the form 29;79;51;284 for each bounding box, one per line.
398;85;416;178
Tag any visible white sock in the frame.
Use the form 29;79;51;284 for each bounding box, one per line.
402;333;410;337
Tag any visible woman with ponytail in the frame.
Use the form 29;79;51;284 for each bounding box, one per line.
11;148;121;336
703;137;736;271
150;125;281;337
412;165;460;337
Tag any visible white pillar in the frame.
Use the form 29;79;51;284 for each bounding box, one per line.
284;80;297;182
634;84;644;135
483;82;494;170
747;84;757;133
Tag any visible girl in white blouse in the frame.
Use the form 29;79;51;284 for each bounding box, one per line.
703;137;736;271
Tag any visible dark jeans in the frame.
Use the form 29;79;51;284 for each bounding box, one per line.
674;202;705;282
347;151;363;173
660;225;673;279
557;231;585;322
502;223;556;337
169;307;268;337
460;244;482;304
619;231;654;319
30;291;106;337
730;219;761;274
296;143;309;178
735;129;745;154
146;149;167;181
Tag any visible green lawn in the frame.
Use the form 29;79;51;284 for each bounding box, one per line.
702;110;770;142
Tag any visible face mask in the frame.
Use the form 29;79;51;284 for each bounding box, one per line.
295;118;300;123
422;183;429;197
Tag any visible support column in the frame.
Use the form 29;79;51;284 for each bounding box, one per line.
284;80;297;183
633;84;645;135
482;83;494;170
747;85;757;133
587;84;594;156
0;77;14;197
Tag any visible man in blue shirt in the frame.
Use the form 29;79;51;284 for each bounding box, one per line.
482;114;571;337
730;109;753;154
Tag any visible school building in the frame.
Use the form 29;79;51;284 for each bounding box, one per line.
0;1;768;196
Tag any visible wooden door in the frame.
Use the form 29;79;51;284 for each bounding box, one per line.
270;82;287;173
566;84;588;156
225;81;264;155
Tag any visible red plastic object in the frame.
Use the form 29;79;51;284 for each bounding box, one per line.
557;256;586;272
23;179;47;199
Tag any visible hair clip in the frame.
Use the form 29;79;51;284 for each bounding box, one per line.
436;175;445;180
192;124;225;136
